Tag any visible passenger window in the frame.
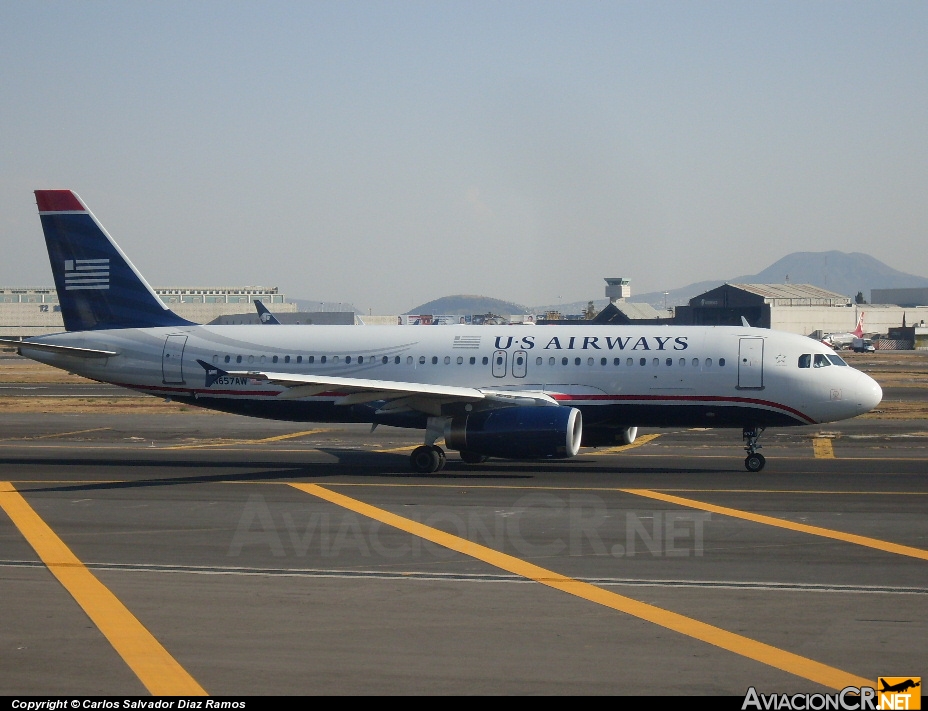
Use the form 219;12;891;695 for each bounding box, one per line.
562;357;568;366
419;356;426;365
382;356;388;364
516;355;524;366
549;357;556;366
575;357;582;366
652;358;659;366
601;358;607;366
444;356;451;365
333;356;340;364
236;355;242;363
345;356;351;364
798;354;811;368
692;358;699;367
272;355;278;364
706;358;712;367
536;357;542;366
224;355;231;363
248;356;254;364
320;356;326;364
407;356;413;365
665;358;672;366
297;356;303;364
495;355;503;366
358;356;363;364
614;358;620;366
460;357;465;365
307;356;314;364
587;358;594;366
639;358;646;366
284;355;290;364
470;357;476;365
482;357;489;365
719;358;725;367
627;358;633;366
679;358;686;367
432;356;438;365
814;354;830;368
212;355;219;364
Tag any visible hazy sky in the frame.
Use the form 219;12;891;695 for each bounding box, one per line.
2;2;926;314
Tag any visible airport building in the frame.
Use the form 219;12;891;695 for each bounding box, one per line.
674;283;913;337
870;287;928;308
0;286;298;338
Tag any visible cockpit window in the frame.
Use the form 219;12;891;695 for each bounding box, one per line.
798;354;811;368
826;354;848;366
813;354;831;368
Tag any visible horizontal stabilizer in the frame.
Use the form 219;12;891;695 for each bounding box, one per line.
0;338;118;358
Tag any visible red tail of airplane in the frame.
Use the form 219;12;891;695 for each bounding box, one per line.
852;312;865;338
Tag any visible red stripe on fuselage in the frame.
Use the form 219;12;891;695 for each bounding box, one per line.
550;393;815;424
114;381;815;424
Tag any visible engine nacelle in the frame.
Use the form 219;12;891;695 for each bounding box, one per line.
444;406;582;460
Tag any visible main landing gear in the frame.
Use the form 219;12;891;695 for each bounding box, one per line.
410;417;449;473
410;445;446;473
742;426;766;472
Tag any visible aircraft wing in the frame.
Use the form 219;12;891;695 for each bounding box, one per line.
198;360;557;413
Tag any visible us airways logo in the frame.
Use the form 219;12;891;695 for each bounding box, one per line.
492;334;689;351
64;258;110;290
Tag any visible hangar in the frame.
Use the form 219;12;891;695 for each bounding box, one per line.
674;283;910;336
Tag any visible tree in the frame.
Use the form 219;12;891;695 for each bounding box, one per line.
855;291;867;305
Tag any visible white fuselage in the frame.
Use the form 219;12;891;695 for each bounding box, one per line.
22;324;883;430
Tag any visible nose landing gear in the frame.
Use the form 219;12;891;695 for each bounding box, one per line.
743;426;766;472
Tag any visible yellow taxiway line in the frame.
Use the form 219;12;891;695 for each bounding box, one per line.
290;482;871;691
813;438;836;459
622;489;928;561
162;428;329;450
0;482;207;695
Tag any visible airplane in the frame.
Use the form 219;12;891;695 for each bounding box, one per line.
1;190;883;473
879;679;920;694
821;312;865;350
254;300;281;325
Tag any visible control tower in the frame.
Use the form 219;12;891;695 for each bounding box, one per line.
605;278;631;303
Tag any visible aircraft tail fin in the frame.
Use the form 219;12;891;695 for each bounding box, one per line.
852;312;865;338
254;299;281;325
35;190;194;331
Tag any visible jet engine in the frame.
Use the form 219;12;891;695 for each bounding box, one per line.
444;406;582;460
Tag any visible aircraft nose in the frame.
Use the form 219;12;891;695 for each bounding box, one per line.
855;371;882;415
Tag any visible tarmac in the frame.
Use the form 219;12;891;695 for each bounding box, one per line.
1;375;926;695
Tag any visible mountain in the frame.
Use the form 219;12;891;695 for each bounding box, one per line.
630;251;928;311
406;295;529;316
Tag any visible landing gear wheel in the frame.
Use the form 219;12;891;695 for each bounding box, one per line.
459;450;489;464
434;445;446;469
410;445;444;473
745;453;766;472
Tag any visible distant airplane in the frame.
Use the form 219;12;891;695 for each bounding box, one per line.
254;299;281;325
821;312;865;349
0;190;883;473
